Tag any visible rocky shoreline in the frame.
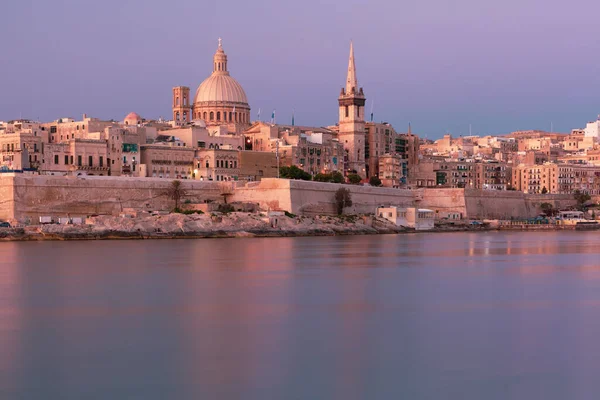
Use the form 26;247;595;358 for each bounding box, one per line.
0;212;493;241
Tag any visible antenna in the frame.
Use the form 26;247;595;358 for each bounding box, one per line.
550;121;553;133
370;100;374;122
469;124;472;136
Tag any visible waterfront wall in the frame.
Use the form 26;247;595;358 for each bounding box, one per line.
0;174;581;222
1;174;226;222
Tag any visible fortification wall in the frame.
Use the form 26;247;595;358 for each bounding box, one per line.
0;175;16;220
0;175;582;223
9;175;225;222
233;178;415;215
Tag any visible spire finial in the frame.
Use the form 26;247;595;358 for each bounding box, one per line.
345;40;358;94
218;37;222;48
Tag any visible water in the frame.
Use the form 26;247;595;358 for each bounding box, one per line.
1;232;600;399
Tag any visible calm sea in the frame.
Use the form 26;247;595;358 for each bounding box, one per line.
1;232;600;399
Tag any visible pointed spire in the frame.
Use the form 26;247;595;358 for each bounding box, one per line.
346;40;358;94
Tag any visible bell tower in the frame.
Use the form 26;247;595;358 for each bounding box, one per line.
172;86;191;125
338;41;366;177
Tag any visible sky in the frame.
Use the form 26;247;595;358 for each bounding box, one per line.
1;0;599;138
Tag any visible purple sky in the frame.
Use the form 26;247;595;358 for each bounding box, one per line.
2;0;599;138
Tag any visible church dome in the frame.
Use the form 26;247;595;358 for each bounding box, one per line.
194;74;248;104
190;39;251;130
124;112;142;125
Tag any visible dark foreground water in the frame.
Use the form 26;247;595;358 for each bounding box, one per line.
1;232;600;399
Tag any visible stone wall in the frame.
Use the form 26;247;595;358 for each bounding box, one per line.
3;174;226;222
0;174;582;223
232;178;414;215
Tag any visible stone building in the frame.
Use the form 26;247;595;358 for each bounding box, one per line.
378;154;406;188
243;122;344;176
512;163;600;195
41;139;110;176
139;144;195;179
193;148;240;182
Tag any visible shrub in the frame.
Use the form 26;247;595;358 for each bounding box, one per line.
331;171;344;183
314;173;332;182
284;211;296;218
279;165;312;180
347;173;361;185
334;187;352;215
369;176;382;187
217;204;235;214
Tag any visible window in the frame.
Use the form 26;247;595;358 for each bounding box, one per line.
217;112;221;121
345;106;349;118
64;155;69;165
197;141;206;148
54;155;59;164
77;155;82;166
99;156;103;167
210;112;214;121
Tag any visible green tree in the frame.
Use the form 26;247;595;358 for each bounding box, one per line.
540;202;555;217
369;176;382;187
334;187;353;215
331;171;344;183
574;190;592;210
165;180;186;211
541;186;548;194
280;165;312;181
347;173;362;185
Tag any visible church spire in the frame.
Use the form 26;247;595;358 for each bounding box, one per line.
346;41;358;94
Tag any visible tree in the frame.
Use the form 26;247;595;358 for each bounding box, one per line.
334;187;352;215
541;186;548;194
369;176;382;187
540;202;556;217
165;180;186;211
280;165;312;181
347;173;362;185
331;171;344;183
574;190;592;210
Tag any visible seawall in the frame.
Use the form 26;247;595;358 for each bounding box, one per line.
0;175;580;222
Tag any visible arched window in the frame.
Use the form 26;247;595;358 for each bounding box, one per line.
183;96;186;106
206;160;209;168
203;112;207;120
345;106;349;118
210;112;214;121
229;112;232;121
234;112;237;122
217;112;221;121
176;97;180;106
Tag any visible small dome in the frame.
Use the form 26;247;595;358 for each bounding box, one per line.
191;119;207;128
124;112;142;125
194;74;248;105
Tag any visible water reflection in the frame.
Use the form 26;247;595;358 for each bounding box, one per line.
0;232;600;398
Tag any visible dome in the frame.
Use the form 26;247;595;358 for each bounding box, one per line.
194;74;248;105
124;112;142;125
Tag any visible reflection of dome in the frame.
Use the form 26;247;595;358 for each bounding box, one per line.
124;112;142;125
191;38;251;127
194;74;248;104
